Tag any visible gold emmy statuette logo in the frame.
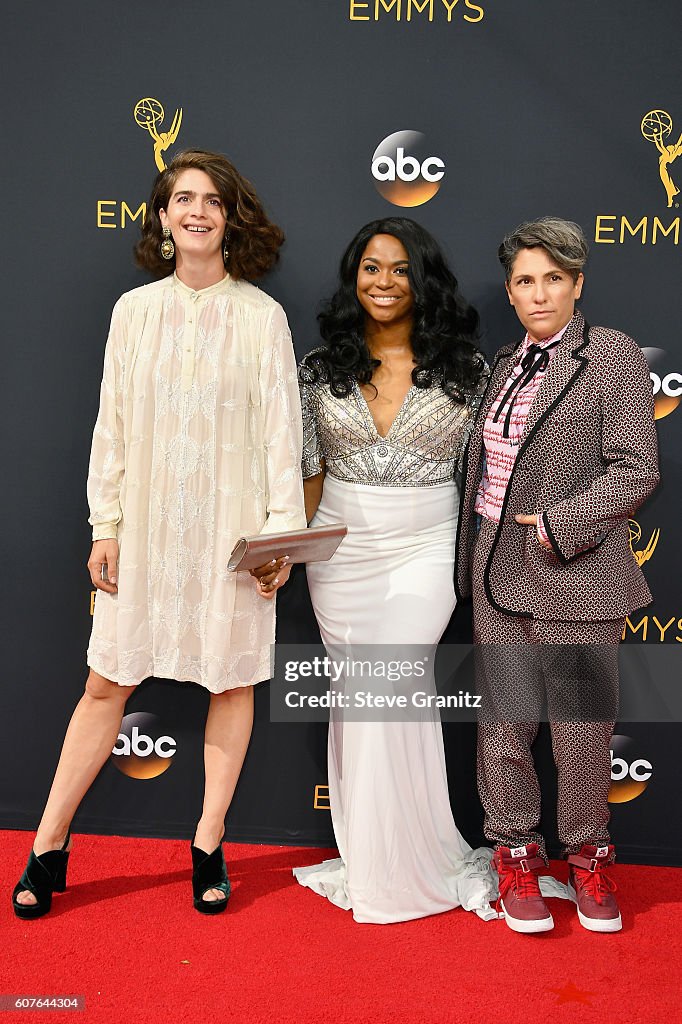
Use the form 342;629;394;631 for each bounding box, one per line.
628;519;660;567
134;97;183;171
641;110;682;208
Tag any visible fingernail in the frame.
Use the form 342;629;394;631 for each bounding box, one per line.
283;556;290;563
270;559;277;565
273;578;279;584
110;577;117;584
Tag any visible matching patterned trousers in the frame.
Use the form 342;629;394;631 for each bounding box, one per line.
472;518;624;859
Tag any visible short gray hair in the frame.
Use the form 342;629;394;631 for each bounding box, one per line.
498;217;589;282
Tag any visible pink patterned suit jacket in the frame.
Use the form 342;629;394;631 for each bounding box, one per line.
455;310;660;621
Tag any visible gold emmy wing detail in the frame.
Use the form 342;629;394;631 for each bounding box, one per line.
641;110;682;208
628;519;660;567
134;97;183;171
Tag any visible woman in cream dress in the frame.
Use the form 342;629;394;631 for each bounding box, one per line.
13;150;305;919
293;218;496;923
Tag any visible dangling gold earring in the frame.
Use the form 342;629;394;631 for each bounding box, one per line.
223;231;230;264
160;227;175;260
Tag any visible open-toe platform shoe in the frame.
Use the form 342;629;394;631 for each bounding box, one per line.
12;832;71;920
190;840;231;915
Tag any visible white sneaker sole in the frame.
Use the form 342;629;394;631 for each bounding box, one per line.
567;881;623;932
499;898;554;934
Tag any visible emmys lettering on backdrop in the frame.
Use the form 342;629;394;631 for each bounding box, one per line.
595;110;681;246
622;519;681;642
348;0;485;24
96;97;183;230
314;786;331;810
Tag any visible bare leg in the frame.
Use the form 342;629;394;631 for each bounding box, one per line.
15;669;136;906
193;684;254;902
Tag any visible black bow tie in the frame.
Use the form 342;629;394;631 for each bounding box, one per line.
493;339;561;439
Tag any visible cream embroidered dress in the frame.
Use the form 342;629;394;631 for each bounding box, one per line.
87;273;306;693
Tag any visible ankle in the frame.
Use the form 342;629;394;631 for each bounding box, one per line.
34;827;71;857
193;820;225;853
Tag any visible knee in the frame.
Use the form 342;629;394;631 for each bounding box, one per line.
210;684;254;706
84;670;135;704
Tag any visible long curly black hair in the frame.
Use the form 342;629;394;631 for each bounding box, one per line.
302;217;484;402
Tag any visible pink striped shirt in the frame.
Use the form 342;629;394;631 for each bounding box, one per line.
475;325;569;536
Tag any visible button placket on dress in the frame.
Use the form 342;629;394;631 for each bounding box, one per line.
181;290;199;391
175;289;200;646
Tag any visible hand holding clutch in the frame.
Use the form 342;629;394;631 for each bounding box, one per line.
227;523;347;572
251;556;292;600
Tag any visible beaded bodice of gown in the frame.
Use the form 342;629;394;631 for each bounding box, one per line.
300;350;487;485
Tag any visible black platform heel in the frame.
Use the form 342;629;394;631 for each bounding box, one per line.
190;836;231;915
12;832;71;920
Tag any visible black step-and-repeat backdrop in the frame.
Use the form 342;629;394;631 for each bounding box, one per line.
2;1;680;864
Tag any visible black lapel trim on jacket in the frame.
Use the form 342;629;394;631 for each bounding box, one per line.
453;433;471;602
482;320;591;617
453;344;519;601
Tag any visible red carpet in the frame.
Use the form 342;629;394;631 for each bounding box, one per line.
3;830;680;1024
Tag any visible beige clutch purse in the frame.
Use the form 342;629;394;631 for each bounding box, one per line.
227;523;348;572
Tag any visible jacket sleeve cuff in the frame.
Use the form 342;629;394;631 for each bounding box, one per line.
542;510;608;564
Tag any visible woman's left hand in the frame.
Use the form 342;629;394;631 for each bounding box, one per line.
515;513;553;550
250;556;291;599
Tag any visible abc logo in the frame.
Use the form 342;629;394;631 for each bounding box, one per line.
111;712;176;780
642;347;682;420
608;735;652;804
371;130;445;207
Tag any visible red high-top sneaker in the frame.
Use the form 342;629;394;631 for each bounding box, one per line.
494;843;554;934
567;844;621;932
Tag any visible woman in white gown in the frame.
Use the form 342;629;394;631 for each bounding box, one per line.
293;218;497;923
12;150;305;919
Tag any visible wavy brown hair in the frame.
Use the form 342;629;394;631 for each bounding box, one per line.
134;149;285;280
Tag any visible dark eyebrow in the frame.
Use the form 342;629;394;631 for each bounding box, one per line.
173;190;222;200
361;256;409;266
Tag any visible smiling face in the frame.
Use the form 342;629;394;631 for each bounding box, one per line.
159;168;228;267
356;234;414;328
505;246;584;343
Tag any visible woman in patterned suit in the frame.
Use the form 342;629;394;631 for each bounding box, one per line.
293;217;497;923
12;150;305;918
455;217;659;934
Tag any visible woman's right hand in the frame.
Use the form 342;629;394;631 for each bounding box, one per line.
88;539;120;593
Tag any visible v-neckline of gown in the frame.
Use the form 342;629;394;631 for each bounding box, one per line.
354;380;416;441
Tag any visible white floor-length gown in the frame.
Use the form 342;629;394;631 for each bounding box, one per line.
293;359;496;923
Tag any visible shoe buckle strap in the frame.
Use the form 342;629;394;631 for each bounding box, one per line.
514;854;545;874
568;852;603;872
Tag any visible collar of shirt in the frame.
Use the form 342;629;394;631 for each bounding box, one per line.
517;321;571;361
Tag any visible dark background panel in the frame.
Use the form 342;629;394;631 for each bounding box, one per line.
1;0;680;862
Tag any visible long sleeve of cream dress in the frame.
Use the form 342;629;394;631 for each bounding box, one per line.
86;273;305;692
